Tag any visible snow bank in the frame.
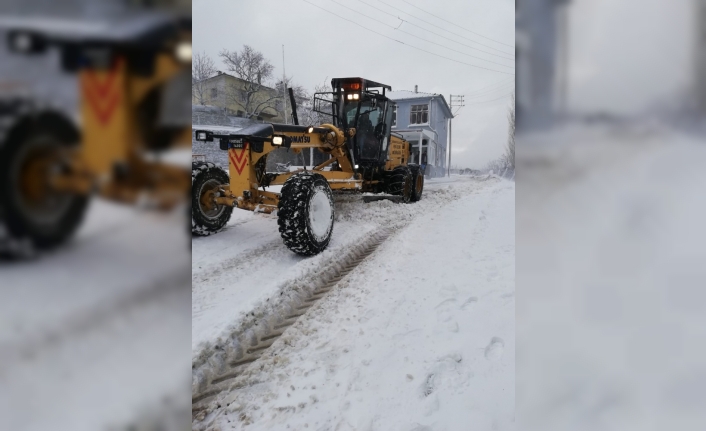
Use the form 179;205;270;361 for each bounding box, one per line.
1;200;191;431
517;123;706;430
193;177;515;430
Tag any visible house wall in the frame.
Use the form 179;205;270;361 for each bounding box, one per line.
391;96;450;176
193;73;285;123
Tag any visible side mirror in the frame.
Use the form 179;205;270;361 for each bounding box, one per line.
422;153;428;164
371;98;377;108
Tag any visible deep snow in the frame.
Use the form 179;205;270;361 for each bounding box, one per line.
516;122;706;431
0;199;191;431
192;176;505;355
193;176;515;430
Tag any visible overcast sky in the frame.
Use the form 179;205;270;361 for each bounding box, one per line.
193;0;515;170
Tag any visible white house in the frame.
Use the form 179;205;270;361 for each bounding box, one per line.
387;87;454;178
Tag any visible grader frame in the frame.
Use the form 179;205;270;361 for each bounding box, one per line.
195;122;410;214
0;13;192;254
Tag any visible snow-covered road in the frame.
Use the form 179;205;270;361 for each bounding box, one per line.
0;200;191;431
193;176;515;430
516;123;706;430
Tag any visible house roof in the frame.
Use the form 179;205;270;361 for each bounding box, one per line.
387;90;454;119
197;72;279;92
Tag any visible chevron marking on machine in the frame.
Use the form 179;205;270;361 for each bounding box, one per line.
83;58;123;125
229;145;248;175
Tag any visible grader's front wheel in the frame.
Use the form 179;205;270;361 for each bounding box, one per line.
0;114;89;257
191;162;232;236
277;172;335;256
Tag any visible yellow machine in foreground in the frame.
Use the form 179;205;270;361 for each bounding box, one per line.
193;77;426;256
0;13;191;256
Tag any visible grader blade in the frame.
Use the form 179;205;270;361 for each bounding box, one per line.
362;195;405;203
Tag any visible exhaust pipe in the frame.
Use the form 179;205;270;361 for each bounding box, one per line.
288;87;299;125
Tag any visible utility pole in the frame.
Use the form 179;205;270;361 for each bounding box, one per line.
448;94;465;177
282;45;288;125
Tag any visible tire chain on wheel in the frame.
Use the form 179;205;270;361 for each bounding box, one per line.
277;172;334;256
191;161;233;236
385;165;413;203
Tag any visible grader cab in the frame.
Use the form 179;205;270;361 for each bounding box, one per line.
192;77;426;256
0;13;191;256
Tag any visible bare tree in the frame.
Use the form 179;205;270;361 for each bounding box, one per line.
219;45;281;119
297;80;334;126
192;51;217;105
484;93;515;177
504;92;515;169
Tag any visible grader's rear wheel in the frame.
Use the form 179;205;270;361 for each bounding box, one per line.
409;165;424;202
0;113;88;257
191;162;232;236
277;172;334;256
386;166;413;203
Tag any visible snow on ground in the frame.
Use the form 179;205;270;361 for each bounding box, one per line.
193;177;515;430
192;176;503;356
0;199;191;431
516;122;706;430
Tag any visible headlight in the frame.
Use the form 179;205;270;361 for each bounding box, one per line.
197;131;207;140
175;41;192;63
347;94;353;100
272;136;283;146
307;126;314;133
353;93;359;100
354;164;359;169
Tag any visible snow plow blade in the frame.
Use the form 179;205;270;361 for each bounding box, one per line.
362;195;405;203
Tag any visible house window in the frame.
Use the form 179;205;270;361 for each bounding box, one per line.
210;88;218;98
410;104;428;124
391;105;397;127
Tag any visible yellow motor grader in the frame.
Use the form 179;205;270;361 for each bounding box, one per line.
0;13;191;256
193;77;426;256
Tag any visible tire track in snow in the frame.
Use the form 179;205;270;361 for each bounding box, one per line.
192;239;284;286
0;267;190;365
191;177;501;418
192;227;394;417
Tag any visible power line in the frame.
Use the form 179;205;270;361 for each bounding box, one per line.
466;82;515;99
465;77;515;97
328;0;513;69
300;0;514;76
468;91;515;105
357;0;514;62
402;0;514;49
466;85;515;101
378;0;514;57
